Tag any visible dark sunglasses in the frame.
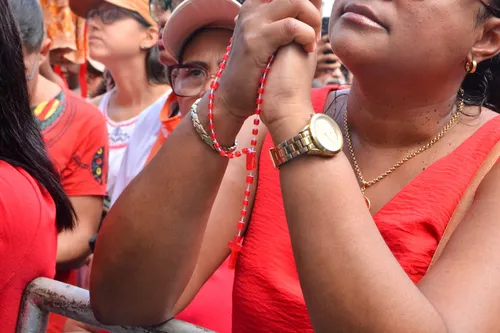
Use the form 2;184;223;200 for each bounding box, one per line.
149;0;174;22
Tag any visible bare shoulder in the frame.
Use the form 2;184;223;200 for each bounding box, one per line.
418;157;500;331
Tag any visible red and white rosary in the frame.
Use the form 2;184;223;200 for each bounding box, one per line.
206;39;275;269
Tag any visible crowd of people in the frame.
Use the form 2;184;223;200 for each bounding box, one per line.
2;0;500;332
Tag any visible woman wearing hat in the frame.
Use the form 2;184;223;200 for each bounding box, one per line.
69;0;171;208
94;1;237;332
68;1;236;332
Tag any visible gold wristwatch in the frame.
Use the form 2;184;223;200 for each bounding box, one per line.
269;114;343;168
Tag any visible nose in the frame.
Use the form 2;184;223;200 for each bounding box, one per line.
86;15;101;31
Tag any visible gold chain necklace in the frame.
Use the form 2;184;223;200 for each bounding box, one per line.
344;99;463;210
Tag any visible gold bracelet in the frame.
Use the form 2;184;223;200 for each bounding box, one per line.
190;98;238;153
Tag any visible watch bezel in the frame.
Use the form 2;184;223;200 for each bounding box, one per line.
309;114;343;154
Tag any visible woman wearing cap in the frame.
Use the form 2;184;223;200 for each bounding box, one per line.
107;1;235;331
92;0;500;332
69;0;171;207
66;1;234;332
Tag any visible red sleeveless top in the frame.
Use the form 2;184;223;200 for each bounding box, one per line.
232;87;500;332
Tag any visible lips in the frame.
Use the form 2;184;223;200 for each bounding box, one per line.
343;3;387;30
88;35;102;43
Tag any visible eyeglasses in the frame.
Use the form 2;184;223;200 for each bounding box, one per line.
149;0;174;23
87;6;138;25
168;64;216;97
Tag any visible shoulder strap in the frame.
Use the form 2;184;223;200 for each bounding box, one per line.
429;140;500;268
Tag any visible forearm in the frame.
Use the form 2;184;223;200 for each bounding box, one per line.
273;116;446;333
56;228;93;271
90;95;244;325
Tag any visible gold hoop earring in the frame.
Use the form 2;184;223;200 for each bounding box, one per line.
465;58;477;74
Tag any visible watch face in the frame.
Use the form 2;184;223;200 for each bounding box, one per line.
310;114;343;154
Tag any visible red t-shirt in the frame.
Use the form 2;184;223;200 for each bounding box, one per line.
0;162;58;333
34;90;108;196
33;90;108;333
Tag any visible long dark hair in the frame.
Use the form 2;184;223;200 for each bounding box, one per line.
1;0;74;231
461;3;500;112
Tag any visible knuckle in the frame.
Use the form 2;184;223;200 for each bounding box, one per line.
238;20;255;49
282;18;298;36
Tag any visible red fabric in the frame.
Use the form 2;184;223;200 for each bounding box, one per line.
175;258;234;333
37;89;109;197
80;62;88;98
0;162;58;333
36;90;108;333
232;87;500;332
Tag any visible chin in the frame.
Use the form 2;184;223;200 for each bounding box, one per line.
88;47;110;66
330;28;388;76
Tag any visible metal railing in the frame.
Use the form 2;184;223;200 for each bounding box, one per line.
16;278;215;333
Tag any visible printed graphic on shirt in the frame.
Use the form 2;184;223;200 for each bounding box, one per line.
33;91;66;133
92;147;105;185
109;126;131;148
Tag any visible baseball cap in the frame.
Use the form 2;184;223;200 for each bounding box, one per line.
163;0;240;62
69;0;157;26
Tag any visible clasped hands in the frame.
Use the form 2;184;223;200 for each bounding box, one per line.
213;0;324;140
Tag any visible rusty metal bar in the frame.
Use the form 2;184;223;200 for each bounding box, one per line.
16;278;215;333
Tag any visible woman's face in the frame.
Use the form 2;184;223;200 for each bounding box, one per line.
87;3;156;65
329;0;491;87
176;28;233;116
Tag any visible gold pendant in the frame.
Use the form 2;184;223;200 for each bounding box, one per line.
364;195;371;210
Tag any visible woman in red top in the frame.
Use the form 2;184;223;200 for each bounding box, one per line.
92;0;500;332
0;2;74;332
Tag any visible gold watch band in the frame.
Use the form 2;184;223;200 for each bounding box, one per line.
269;125;315;168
